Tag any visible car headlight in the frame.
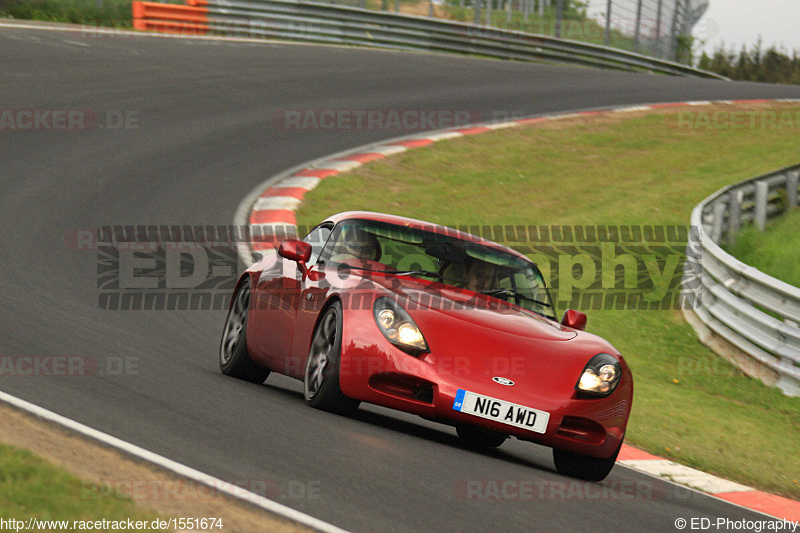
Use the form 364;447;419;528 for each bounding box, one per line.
373;297;428;354
575;353;622;397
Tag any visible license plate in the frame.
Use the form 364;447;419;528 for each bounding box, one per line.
452;389;550;434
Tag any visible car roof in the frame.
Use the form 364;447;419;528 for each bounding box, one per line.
323;211;532;263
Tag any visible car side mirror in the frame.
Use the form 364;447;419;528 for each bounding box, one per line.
560;309;587;331
278;239;312;274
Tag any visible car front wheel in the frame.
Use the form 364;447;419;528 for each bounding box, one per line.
304;301;360;416
552;442;621;482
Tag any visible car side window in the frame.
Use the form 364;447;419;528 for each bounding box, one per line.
302;224;333;265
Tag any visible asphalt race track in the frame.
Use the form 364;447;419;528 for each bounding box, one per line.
1;26;798;532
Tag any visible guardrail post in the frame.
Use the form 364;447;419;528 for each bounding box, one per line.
727;189;742;242
633;0;642;52
555;0;563;38
655;0;663;56
711;200;726;243
788;170;799;208
669;0;680;61
755;180;768;231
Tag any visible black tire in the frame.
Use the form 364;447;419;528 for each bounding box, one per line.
219;279;270;384
456;425;508;448
553;441;622;482
304;301;360;416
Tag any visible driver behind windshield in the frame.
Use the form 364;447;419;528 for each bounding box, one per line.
331;226;382;263
463;258;495;292
443;256;495;292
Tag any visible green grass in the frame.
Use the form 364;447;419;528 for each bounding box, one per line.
0;0;132;26
724;208;800;287
0;443;161;528
296;104;800;498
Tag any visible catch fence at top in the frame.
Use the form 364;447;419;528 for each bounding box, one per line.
132;0;724;78
584;0;708;60
139;0;709;63
305;0;710;62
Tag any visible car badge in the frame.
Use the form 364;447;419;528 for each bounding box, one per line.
492;377;514;386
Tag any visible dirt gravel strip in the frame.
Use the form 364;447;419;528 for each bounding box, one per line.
0;392;350;533
238;98;800;522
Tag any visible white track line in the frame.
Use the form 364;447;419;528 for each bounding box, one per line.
620;460;754;494
615;462;783;521
0;390;351;533
253;196;303;211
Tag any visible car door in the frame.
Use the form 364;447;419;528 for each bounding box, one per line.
254;223;333;377
287;223;345;379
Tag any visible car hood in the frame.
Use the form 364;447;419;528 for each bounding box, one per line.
368;275;577;342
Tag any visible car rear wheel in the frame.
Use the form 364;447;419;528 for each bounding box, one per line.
456;425;508;448
552;442;621;482
304;301;360;415
219;279;270;384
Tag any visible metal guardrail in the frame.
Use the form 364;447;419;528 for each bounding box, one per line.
132;0;727;79
683;164;800;396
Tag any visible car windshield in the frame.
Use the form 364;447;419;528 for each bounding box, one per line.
322;220;555;319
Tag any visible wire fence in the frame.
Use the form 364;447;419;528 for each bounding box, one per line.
583;0;708;61
139;0;708;63
285;0;709;63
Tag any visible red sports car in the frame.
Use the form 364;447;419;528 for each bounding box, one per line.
220;211;632;481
